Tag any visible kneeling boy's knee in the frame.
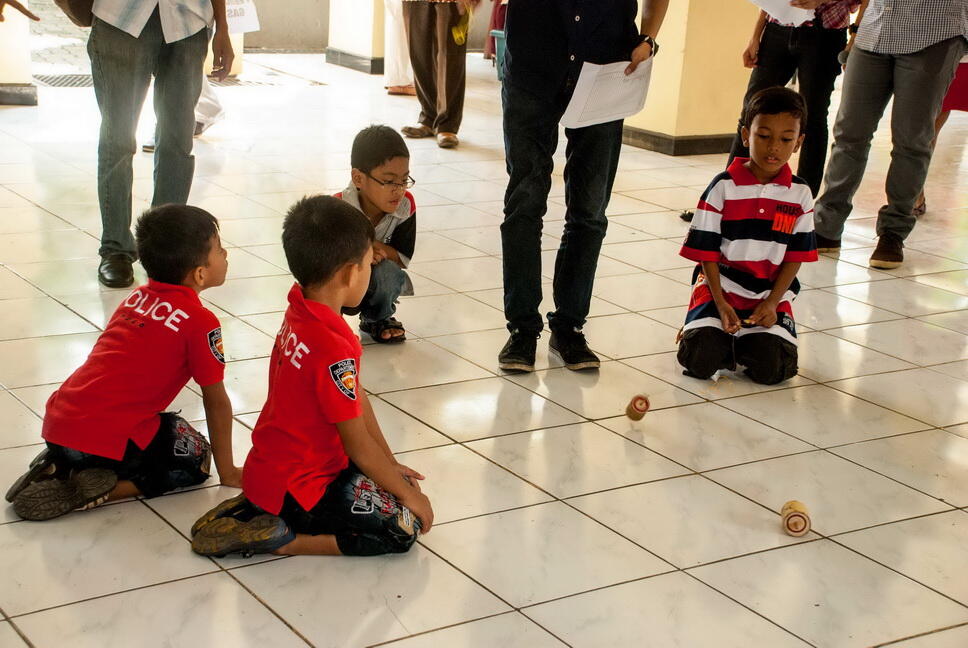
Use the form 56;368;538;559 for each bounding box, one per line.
744;347;797;385
677;328;730;379
336;529;416;556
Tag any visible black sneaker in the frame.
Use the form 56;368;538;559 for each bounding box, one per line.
13;468;117;521
498;329;538;373
549;327;600;371
191;515;296;558
679;210;694;222
5;447;59;503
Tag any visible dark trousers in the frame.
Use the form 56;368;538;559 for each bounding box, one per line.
677;327;798;386
278;464;418;556
403;1;467;134
815;36;966;241
728;22;846;196
501;82;623;333
48;413;211;498
88;10;207;259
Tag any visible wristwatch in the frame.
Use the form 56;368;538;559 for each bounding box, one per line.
848;23;860;34
635;34;659;57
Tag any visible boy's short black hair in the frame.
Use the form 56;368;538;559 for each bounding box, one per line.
743;86;808;130
350;125;410;174
135;204;219;285
283;195;375;287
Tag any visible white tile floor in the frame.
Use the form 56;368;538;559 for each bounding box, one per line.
0;53;966;647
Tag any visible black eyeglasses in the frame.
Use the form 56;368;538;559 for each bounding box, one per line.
365;173;416;190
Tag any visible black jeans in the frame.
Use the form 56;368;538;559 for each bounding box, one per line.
728;22;847;196
678;327;798;386
501;82;623;334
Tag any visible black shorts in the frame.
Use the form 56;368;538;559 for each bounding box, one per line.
47;413;212;498
278;464;419;556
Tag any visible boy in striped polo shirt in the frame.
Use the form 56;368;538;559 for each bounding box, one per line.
677;87;818;385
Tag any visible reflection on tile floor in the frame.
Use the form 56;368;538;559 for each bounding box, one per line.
0;51;966;647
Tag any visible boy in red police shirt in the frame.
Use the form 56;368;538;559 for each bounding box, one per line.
191;196;433;558
6;205;244;521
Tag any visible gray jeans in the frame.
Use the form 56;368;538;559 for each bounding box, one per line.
814;36;966;241
88;10;207;259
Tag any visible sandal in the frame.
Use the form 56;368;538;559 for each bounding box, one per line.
437;132;459;149
401;124;434;138
360;318;407;344
913;195;926;218
388;85;417;96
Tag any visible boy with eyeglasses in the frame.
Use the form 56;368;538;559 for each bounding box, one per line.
335;125;417;343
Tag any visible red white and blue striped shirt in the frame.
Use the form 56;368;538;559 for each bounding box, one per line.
678;158;818;345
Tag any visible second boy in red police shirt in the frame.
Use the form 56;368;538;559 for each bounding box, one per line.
192;196;433;558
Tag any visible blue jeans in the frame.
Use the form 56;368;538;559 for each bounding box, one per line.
359;260;408;323
500;82;623;334
88;10;207;259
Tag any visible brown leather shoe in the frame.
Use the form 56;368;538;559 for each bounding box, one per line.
387;85;417;96
815;233;841;253
869;233;904;269
436;132;459;148
98;254;134;288
401;124;434;138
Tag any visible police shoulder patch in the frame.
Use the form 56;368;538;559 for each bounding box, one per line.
329;358;358;400
207;327;225;363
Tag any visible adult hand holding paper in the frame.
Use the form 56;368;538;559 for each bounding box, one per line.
560;59;653;129
749;0;814;26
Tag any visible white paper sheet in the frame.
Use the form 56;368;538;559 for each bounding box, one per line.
226;0;261;34
560;59;652;129
749;0;814;26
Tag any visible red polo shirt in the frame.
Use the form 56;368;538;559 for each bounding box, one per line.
242;284;362;515
42;281;225;460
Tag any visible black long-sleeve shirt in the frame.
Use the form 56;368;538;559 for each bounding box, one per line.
504;0;640;101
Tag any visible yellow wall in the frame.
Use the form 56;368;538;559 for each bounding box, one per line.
628;0;760;137
204;33;246;76
0;0;33;85
329;0;385;58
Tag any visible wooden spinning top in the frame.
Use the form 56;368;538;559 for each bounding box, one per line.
626;395;651;421
781;500;811;537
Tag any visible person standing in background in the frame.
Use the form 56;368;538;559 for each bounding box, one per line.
400;0;479;149
385;0;416;96
497;0;670;373
913;54;968;216
813;0;966;269
680;0;858;223
90;0;234;288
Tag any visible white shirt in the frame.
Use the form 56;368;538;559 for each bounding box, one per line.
93;0;213;43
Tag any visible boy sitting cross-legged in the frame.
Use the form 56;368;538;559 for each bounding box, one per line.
677;87;819;385
6;205;243;521
336;124;417;344
191;196;433;558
